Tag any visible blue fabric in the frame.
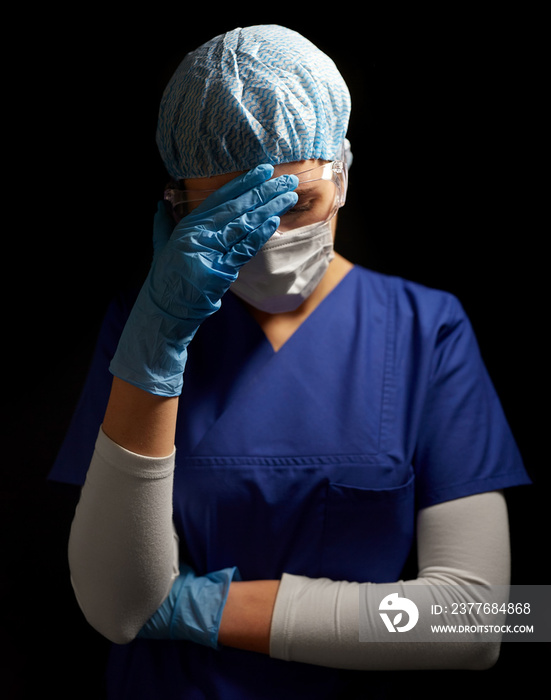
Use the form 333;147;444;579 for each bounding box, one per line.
49;266;530;699
156;25;351;178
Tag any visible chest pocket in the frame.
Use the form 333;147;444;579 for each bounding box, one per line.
173;457;415;584
320;472;415;582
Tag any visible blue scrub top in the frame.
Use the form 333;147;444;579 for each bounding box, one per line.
50;265;530;699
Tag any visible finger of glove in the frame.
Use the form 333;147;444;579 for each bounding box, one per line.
176;188;297;264
208;175;298;232
190;164;274;216
219;190;298;251
189;190;296;276
188;173;298;235
223;215;281;269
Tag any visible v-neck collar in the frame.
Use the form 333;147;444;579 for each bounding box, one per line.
228;264;358;354
179;263;389;459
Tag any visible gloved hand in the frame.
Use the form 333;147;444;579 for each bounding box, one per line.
137;563;240;649
109;164;298;396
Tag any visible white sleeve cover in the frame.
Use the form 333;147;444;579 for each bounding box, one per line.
68;426;179;644
69;428;510;668
269;490;510;670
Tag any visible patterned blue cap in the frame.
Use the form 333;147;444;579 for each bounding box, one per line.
156;25;351;179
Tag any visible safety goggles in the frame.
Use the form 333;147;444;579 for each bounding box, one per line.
164;159;348;232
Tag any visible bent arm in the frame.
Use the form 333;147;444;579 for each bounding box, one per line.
68;172;301;643
70;407;510;670
266;490;510;670
68;379;180;644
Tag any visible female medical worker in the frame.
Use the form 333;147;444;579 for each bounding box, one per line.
50;25;530;699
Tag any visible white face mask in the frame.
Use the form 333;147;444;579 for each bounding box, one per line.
230;220;335;313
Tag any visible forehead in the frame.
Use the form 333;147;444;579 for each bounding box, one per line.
183;159;326;193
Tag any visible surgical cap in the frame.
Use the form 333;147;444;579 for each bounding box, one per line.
156;25;351;179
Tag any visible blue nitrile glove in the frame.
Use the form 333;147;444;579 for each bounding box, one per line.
137;563;240;649
109;165;298;396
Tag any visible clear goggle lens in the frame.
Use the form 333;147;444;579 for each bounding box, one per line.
164;160;347;232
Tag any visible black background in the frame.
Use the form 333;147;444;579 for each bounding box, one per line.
2;7;546;698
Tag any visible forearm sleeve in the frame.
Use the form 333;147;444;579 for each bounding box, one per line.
270;491;510;670
68;427;179;644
